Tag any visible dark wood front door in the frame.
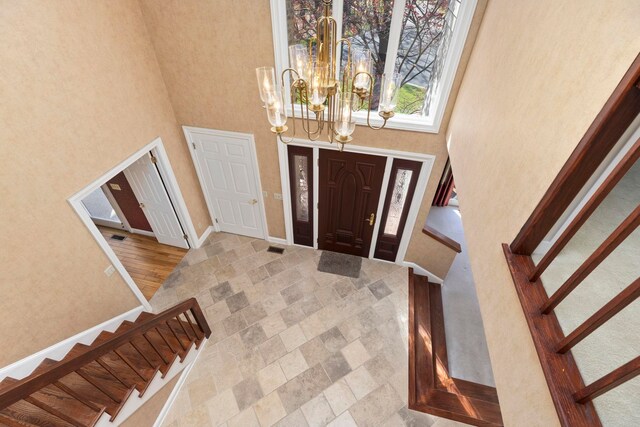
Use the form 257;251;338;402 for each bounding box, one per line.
318;149;386;257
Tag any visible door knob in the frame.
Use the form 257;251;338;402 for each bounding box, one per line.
249;199;258;205
139;202;145;208
367;213;375;226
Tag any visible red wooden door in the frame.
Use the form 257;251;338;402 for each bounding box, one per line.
107;172;152;232
318;149;386;257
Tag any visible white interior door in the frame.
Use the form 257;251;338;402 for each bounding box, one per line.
124;153;189;249
190;131;265;239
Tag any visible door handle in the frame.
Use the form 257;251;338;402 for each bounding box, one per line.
366;213;375;226
249;199;258;205
139;203;145;208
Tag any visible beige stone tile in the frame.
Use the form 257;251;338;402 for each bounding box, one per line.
349;383;404;426
278;348;309;380
274;408;309;427
205;301;232;324
326;411;358;427
323;378;356;416
187;373;218;407
258;335;288;365
254;391;287;427
276;364;332;414
205;389;240;426
177;405;211;427
341;339;371;370
301;394;335;427
299;337;330;367
232;377;264;411
299;312;327;340
228;407;261;427
344;366;378;400
279;324;308;352
258;362;288;395
381;412;406;427
261;312;288;338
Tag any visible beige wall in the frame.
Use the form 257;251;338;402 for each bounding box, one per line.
121;375;179;427
447;1;640;425
138;0;487;265
0;1;210;366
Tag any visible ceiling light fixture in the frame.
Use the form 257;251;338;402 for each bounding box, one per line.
256;0;398;151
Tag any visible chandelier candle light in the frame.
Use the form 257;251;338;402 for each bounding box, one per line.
256;0;400;151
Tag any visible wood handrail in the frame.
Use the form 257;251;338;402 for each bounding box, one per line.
0;298;209;410
422;225;462;253
573;356;640;404
540;204;640;314
556;277;640;353
511;53;640;254
530;137;640;282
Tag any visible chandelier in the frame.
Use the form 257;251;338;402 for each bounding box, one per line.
256;0;400;151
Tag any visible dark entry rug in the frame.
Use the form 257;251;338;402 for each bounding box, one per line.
317;251;362;278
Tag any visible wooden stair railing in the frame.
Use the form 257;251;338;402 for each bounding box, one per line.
0;298;210;426
408;269;503;427
503;54;640;426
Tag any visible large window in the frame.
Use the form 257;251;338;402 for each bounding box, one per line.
273;0;476;133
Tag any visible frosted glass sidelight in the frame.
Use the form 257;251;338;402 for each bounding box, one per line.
294;155;309;222
384;169;413;235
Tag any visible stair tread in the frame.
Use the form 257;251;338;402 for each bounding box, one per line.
1;399;75;427
27;383;105;426
57;372;125;419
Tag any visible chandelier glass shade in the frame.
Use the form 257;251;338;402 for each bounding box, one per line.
256;0;398;151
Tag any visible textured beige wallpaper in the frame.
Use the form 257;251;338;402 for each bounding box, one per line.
0;1;210;366
138;0;487;268
447;1;640;425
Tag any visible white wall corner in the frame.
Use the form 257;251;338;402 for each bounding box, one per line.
402;261;445;285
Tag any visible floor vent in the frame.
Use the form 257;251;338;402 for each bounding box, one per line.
267;246;285;254
111;235;126;241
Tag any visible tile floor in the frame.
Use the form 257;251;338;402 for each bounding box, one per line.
150;232;470;427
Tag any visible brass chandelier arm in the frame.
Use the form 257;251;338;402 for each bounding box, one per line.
352;71;390;131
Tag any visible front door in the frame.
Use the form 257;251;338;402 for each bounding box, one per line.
190;131;265;239
124;153;189;249
318;149;386;257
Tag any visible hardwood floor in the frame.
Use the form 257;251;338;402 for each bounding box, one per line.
408;269;503;426
99;226;188;300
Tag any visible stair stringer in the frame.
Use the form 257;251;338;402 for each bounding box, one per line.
96;338;207;426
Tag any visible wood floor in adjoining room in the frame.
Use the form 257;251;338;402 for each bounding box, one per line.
99;226;188;300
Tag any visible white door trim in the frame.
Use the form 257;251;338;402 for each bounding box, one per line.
278;137;435;263
182;126;269;240
68;137;199;309
101;184;133;232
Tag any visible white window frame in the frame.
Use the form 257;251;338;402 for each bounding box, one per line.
269;0;478;134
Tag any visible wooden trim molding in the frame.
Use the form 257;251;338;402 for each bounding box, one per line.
511;53;640;254
408;269;503;426
422;225;462;253
502;245;601;426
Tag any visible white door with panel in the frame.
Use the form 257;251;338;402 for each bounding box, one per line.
190;131;265;239
124;153;189;249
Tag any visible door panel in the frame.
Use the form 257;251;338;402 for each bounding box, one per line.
288;146;314;247
192;132;265;239
107;172;152;231
318;149;386;257
124;154;189;249
374;159;422;261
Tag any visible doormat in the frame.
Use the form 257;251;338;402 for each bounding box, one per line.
111;235;126;241
317;251;362;278
267;246;285;254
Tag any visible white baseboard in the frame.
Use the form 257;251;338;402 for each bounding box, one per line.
267;236;288;245
131;228;155;238
0;306;144;381
195;226;215;249
402;261;444;285
152;340;206;427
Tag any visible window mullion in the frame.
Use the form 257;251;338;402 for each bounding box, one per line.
383;0;407;78
332;0;344;79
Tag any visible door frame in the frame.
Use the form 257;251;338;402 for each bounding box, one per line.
277;138;435;263
182;126;270;240
68;137;199;310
